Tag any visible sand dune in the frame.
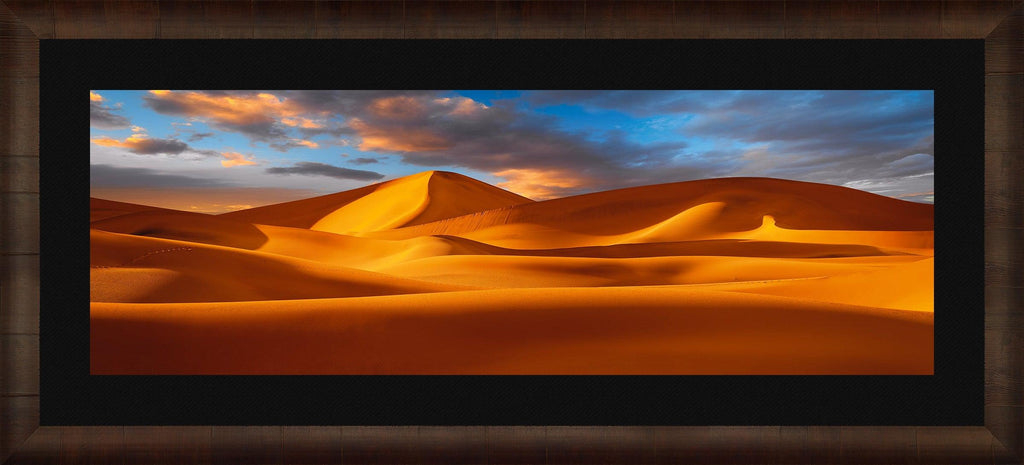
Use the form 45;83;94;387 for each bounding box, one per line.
92;287;932;375
221;170;532;233
91;172;934;374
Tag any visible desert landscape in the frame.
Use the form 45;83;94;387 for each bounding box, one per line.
90;171;934;375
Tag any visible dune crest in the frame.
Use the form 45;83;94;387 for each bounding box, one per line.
91;172;934;375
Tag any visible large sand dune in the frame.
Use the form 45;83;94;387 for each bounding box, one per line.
91;172;934;374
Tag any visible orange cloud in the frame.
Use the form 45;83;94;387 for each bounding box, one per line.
368;96;426;120
434;96;488;116
348;118;450;152
280;117;324;129
220;152;257;167
145;90;310;127
90;91;104;102
493;168;586;200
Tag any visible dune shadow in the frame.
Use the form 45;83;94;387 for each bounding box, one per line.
90;210;269;250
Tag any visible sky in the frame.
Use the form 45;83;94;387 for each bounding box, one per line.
90;90;934;213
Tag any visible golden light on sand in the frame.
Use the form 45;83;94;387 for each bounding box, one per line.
90;171;934;375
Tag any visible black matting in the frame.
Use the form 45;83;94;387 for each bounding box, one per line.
40;39;984;426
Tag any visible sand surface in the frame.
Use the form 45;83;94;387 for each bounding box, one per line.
91;171;934;374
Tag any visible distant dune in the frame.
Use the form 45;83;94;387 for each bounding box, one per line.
91;171;934;374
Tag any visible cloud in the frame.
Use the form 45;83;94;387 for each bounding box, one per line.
349;157;378;165
91;135;191;155
493;168;585;200
142;90;306;144
188;132;215;142
90;91;131;130
268;138;320;152
91;164;234;188
220;152;258;167
113;90;935;202
266;162;384;181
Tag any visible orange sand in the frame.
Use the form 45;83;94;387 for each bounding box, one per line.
90;171;934;374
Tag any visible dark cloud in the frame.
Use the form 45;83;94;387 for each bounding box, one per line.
125;137;190;155
266;162;384;181
91;164;233;188
349;157;378;165
90;101;131;130
188;132;215;142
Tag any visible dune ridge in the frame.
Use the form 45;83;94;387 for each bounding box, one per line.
91;171;934;374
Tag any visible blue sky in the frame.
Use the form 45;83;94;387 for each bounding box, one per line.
90;90;934;213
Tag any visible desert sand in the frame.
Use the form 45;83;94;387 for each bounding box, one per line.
91;171;934;374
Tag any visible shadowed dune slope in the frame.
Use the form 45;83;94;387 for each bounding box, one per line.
91;197;179;222
90;229;471;303
92;287;933;375
374;177;933;247
221;171;532;233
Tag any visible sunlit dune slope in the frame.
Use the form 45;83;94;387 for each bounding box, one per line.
92;287;933;375
221;170;533;233
90;172;934;375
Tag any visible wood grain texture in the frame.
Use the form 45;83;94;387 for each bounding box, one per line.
828;0;880;38
985;9;1023;74
404;1;496;39
878;0;943;38
254;1;316;39
0;395;39;464
584;0;676;38
777;426;842;464
987;405;1024;458
917;426;997;464
123;427;212;465
0;193;39;254
0;3;38;77
157;1;252;39
783;1;831;39
672;0;709;39
942;0;1017;38
986;321;1024;407
0;334;38;396
0;1;1019;464
839;426;918;464
545;426;656;464
988;286;1024;330
652;426;780;464
987;151;1024;229
706;1;785;39
4;427;59;465
496;1;585;39
53;1;158;39
0;0;53;39
0;156;39;194
0;254;39;335
280;426;342;465
0;78;40;156
314;0;404;39
339;426;420;464
58;426;125;465
484;426;547;465
986;74;1024;152
986;226;1024;288
210;426;282;465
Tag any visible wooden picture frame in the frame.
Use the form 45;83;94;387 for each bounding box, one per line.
1;1;1021;463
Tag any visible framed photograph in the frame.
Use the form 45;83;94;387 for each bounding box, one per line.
2;1;1021;463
